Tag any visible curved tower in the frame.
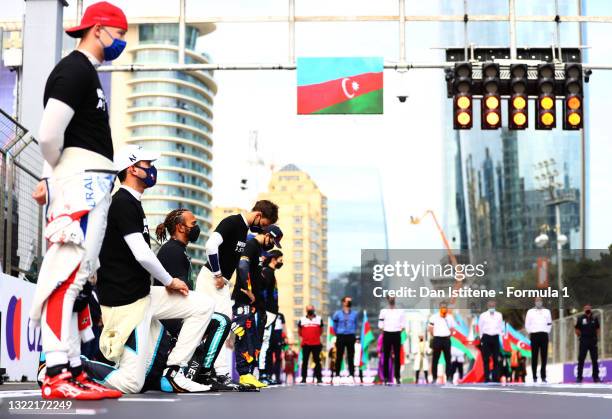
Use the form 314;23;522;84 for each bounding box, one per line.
110;21;217;266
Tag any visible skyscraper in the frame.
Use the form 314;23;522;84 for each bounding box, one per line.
258;164;328;340
108;20;217;266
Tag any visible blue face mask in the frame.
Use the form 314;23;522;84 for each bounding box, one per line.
100;27;126;61
135;165;157;188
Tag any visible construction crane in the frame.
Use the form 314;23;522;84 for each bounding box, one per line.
409;210;461;304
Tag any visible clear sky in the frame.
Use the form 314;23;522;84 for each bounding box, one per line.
2;0;611;274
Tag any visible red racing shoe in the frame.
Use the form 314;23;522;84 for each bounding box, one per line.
74;371;122;399
41;371;105;400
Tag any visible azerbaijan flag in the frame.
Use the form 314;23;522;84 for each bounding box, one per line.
297;57;384;114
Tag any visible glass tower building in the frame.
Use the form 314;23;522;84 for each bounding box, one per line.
110;22;217;266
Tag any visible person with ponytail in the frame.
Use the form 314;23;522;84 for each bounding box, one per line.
155;208;198;290
154;208;237;392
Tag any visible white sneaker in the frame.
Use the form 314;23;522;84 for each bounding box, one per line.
332;376;341;385
162;366;211;393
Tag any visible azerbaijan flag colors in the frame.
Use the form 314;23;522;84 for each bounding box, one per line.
297;57;384;114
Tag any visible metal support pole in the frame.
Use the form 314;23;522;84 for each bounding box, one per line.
288;0;295;64
578;0;587;251
19;0;66;135
5;160;14;275
509;0;517;60
463;0;469;61
555;0;563;62
0;151;5;273
76;0;83;23
556;203;566;363
178;0;186;65
599;308;605;359
399;0;406;64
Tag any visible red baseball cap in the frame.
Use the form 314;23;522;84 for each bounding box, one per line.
65;1;127;38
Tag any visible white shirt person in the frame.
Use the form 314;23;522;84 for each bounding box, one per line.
478;309;504;337
525;305;552;334
429;311;456;337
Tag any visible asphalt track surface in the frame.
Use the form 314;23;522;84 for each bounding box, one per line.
1;382;611;419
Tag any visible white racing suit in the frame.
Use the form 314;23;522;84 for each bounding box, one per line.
39;310;231;393
97;287;215;393
29;148;115;370
195;268;233;377
258;312;278;374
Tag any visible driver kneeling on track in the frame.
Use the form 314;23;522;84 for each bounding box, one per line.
88;145;215;393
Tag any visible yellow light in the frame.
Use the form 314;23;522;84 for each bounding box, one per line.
457;111;471;125
541;112;554;126
567;96;581;110
512;96;527;110
485;96;500;110
568;112;581;126
513;112;527;126
485;111;500;126
457;96;471;109
540;96;554;110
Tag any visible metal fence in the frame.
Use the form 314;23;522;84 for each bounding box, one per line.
0;108;43;282
551;306;611;364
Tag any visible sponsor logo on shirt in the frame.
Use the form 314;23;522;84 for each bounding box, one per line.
236;241;246;253
96;88;107;111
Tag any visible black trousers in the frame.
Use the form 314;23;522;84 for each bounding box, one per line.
415;369;428;383
451;361;464;379
335;334;356;376
432;336;452;381
270;330;283;381
272;346;282;381
301;344;322;382
383;331;402;382
255;309;267;351
530;332;549;380
577;338;599;381
481;334;500;382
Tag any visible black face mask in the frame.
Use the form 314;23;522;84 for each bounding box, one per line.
307;310;315;316
187;224;200;243
585;309;592;316
346;301;352;308
275;262;283;269
250;215;263;233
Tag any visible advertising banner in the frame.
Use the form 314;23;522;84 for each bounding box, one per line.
0;273;41;381
563;359;611;383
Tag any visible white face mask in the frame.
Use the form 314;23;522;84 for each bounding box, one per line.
535;301;543;309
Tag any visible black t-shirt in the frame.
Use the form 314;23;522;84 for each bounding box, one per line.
575;314;600;340
43;50;113;161
232;238;262;306
97;188;151;306
157;239;192;289
204;214;248;279
261;266;279;314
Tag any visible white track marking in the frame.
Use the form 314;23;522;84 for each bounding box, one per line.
448;386;612;400
0;390;42;399
118;398;176;402
177;393;222;396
